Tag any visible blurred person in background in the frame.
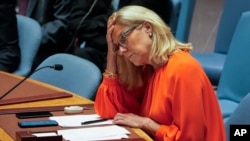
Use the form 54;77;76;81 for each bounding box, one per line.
0;0;21;72
70;0;113;72
18;0;113;72
18;0;74;69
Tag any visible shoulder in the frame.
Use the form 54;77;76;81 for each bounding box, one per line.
165;51;204;77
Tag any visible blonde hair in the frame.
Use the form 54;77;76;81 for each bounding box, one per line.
111;6;192;89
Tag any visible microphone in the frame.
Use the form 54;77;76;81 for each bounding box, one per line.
0;64;63;100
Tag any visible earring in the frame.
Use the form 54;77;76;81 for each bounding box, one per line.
149;32;153;37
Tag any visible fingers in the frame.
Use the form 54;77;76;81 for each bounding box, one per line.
106;25;115;51
113;113;144;128
107;16;115;39
106;16;116;54
114;113;125;120
107;15;116;28
113;113;135;123
106;25;114;40
113;113;126;125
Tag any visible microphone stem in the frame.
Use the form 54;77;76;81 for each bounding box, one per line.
0;66;53;100
0;76;30;100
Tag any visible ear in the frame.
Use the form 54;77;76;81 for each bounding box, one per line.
143;21;153;33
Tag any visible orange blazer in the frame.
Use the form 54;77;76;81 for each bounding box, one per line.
95;51;226;141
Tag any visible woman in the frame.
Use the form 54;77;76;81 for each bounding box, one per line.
94;6;226;141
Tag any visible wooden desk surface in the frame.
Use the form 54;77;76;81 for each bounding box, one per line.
0;72;152;141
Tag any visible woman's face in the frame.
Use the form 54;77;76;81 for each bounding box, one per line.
112;22;153;66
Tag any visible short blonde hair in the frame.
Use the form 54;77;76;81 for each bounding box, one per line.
111;5;192;89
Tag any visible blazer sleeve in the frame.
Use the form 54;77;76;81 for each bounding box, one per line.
94;76;145;118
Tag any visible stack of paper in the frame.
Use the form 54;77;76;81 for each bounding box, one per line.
57;125;130;141
49;114;113;127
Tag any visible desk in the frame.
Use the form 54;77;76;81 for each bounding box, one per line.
0;72;152;141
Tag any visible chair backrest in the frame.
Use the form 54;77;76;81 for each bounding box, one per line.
214;0;250;54
169;0;196;42
224;92;250;141
217;11;250;103
30;53;102;100
13;15;42;76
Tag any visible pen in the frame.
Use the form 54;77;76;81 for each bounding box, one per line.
81;119;107;125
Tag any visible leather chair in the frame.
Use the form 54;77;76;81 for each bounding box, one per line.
30;53;102;100
215;11;250;121
13;15;42;76
169;0;196;43
192;0;250;86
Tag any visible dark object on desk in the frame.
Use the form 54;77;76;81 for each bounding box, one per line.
16;111;52;119
16;131;62;141
81;119;107;125
18;120;58;128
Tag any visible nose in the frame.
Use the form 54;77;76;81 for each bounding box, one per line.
118;46;127;54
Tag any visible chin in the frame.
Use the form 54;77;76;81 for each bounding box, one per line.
131;61;139;66
129;57;144;66
132;61;144;66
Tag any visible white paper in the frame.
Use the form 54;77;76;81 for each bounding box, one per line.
49;114;113;127
32;132;58;137
57;125;130;141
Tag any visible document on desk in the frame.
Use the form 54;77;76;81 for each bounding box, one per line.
57;125;130;141
49;114;113;127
